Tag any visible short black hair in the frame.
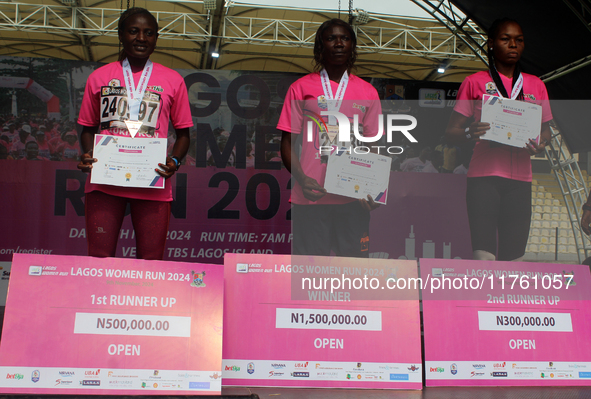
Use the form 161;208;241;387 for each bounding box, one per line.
313;19;357;73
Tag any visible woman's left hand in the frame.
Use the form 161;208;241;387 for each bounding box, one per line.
156;156;178;179
359;195;380;212
526;138;549;155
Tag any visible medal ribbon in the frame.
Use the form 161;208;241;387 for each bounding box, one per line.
320;69;349;125
489;69;523;100
122;58;153;121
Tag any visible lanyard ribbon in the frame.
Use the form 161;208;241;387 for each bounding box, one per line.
489;69;523;100
320;69;349;125
122;58;153;137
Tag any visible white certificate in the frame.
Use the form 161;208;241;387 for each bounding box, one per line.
324;149;392;204
90;134;167;189
480;95;542;148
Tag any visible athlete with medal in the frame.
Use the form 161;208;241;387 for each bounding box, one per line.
279;19;381;257
445;18;553;261
77;7;193;260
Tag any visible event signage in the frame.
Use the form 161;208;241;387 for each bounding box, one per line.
0;254;224;395
222;254;422;389
421;258;591;386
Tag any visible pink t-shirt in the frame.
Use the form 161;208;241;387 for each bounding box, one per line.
454;71;552;182
78;61;193;201
277;72;381;205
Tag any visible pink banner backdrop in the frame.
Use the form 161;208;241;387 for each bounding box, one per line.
420;258;591;386
0;254;224;395
0;161;471;264
222;253;423;389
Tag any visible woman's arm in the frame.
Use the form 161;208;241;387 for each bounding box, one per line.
77;125;98;172
157;127;190;178
281;131;326;202
445;111;490;144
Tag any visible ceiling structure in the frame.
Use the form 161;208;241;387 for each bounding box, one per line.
0;0;490;82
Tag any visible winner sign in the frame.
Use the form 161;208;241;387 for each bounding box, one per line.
0;254;224;395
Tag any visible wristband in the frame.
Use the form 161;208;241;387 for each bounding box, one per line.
171;156;181;171
583;204;591;212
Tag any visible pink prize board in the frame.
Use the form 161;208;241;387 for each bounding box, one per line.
222;253;422;389
0;254;224;395
421;258;591;386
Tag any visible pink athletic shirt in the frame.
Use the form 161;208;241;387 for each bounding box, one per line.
78;61;193;201
277;72;381;205
454;71;552;182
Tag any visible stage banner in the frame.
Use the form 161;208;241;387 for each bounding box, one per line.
420;258;591;386
0;253;224;395
222;253;423;389
0;161;471;265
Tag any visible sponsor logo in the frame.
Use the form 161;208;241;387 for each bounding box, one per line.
31;370;40;383
352;103;367;113
225;365;240;372
268;371;285;377
292;372;309;378
408;365;420;372
108;380;134;387
55;379;74;386
432;268;443;277
493;362;506;369
513;371;535;377
568;364;587;369
84;369;101;376
470;372;485;378
107;371;138;378
357;374;362;380
472;364;486;369
485;82;498;95
450;363;458;375
316;372;339;378
108;79;121;87
236;263;248;273
346;374;352;380
549;362;554;368
430;367;444;373
189;381;211;389
178;373;201;378
153;383;158;388
389;374;409;381
190;271;207;287
59;371;75;377
294;362;309;369
579;372;591;379
247;363;255;375
271;363;286;369
209;372;221;380
491;372;508;377
6;373;24;380
28;266;42;276
419;88;445;108
80;380;100;386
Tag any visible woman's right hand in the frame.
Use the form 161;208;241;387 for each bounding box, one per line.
299;175;327;202
77;151;96;173
464;121;491;141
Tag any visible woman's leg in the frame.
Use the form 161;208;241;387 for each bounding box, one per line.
497;179;531;261
129;198;171;260
466;177;501;260
85;190;127;257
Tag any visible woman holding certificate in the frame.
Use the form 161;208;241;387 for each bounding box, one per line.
445;18;553;261
77;7;192;260
278;19;381;257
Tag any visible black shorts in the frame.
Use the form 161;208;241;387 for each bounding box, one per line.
292;202;370;258
466;176;531;260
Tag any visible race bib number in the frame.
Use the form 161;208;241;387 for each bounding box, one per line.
100;86;161;136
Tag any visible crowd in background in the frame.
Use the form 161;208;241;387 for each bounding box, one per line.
0;114;80;161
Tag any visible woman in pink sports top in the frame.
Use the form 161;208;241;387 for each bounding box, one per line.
76;7;192;260
445;18;553;261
